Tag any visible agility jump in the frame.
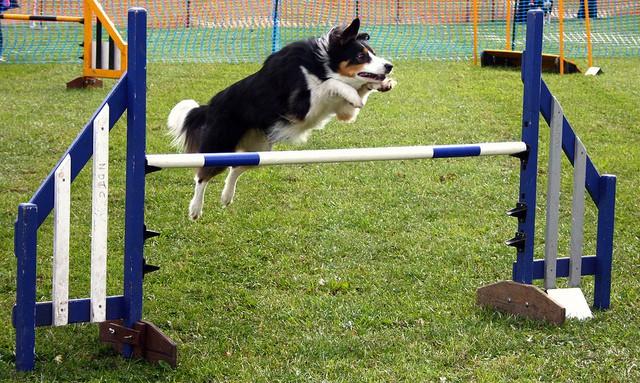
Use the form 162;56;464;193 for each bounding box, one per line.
1;0;126;88
13;8;616;372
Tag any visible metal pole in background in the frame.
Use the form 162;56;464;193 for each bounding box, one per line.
271;0;280;53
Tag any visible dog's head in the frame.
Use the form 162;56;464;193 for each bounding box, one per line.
326;18;393;86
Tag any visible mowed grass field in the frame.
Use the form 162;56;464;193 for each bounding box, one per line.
0;59;639;382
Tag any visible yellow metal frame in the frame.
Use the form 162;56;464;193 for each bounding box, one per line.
82;0;127;79
0;14;83;22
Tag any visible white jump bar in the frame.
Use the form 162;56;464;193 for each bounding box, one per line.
146;142;527;169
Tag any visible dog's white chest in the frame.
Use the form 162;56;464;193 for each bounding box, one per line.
268;68;352;144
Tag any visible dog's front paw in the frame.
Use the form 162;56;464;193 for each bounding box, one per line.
373;78;397;93
347;96;364;109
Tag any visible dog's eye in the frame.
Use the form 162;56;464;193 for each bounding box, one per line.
357;52;367;61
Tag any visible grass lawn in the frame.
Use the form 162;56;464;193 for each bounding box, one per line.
0;58;639;382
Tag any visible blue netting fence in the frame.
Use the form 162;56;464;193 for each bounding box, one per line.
1;0;638;64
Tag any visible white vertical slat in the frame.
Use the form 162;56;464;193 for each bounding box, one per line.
91;41;96;69
101;41;109;70
52;155;71;326
569;137;587;287
114;45;121;71
91;104;109;323
544;97;563;290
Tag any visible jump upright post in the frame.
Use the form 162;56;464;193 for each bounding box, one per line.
1;0;128;88
13;9;615;372
13;8;175;372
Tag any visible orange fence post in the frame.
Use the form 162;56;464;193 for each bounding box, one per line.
584;0;594;68
559;0;565;74
473;0;479;64
505;0;512;50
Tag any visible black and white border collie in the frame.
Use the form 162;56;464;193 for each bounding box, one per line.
168;18;396;220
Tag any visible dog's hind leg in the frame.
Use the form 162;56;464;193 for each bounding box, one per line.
190;166;225;220
220;166;249;207
220;129;272;207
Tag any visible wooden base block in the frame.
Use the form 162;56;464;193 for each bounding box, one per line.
66;76;104;89
99;320;177;368
477;281;566;325
481;50;581;74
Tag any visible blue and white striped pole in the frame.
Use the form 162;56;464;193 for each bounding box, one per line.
146;142;527;169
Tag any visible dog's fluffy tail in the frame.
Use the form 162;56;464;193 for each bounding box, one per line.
167;99;206;153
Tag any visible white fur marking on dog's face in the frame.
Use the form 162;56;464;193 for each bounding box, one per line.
363;51;391;81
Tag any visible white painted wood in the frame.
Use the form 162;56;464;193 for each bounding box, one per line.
101;41;110;70
114;45;121;71
585;67;602;76
544;97;563;290
91;104;109;323
91;41;96;69
547;288;593;320
145;142;527;168
52;154;71;326
569;137;587;287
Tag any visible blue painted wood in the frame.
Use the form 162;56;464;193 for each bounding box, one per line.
432;145;481;158
539;80;602;205
15;203;38;372
29;78;128;229
513;10;543;284
123;7;147;359
204;152;260;167
12;296;126;328
515;256;598;280
594;175;616;309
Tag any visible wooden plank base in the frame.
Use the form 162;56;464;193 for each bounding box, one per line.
99;320;177;368
66;76;104;89
481;50;581;74
477;281;566;325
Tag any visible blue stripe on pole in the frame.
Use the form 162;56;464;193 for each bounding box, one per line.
203;153;260;167
432;145;481;158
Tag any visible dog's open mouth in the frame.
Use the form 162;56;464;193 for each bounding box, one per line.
358;72;386;81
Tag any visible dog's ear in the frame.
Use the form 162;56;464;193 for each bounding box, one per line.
341;18;360;43
328;18;361;46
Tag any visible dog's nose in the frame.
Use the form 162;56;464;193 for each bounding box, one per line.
384;63;393;73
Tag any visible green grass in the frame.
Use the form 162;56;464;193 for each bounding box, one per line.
1;59;639;382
